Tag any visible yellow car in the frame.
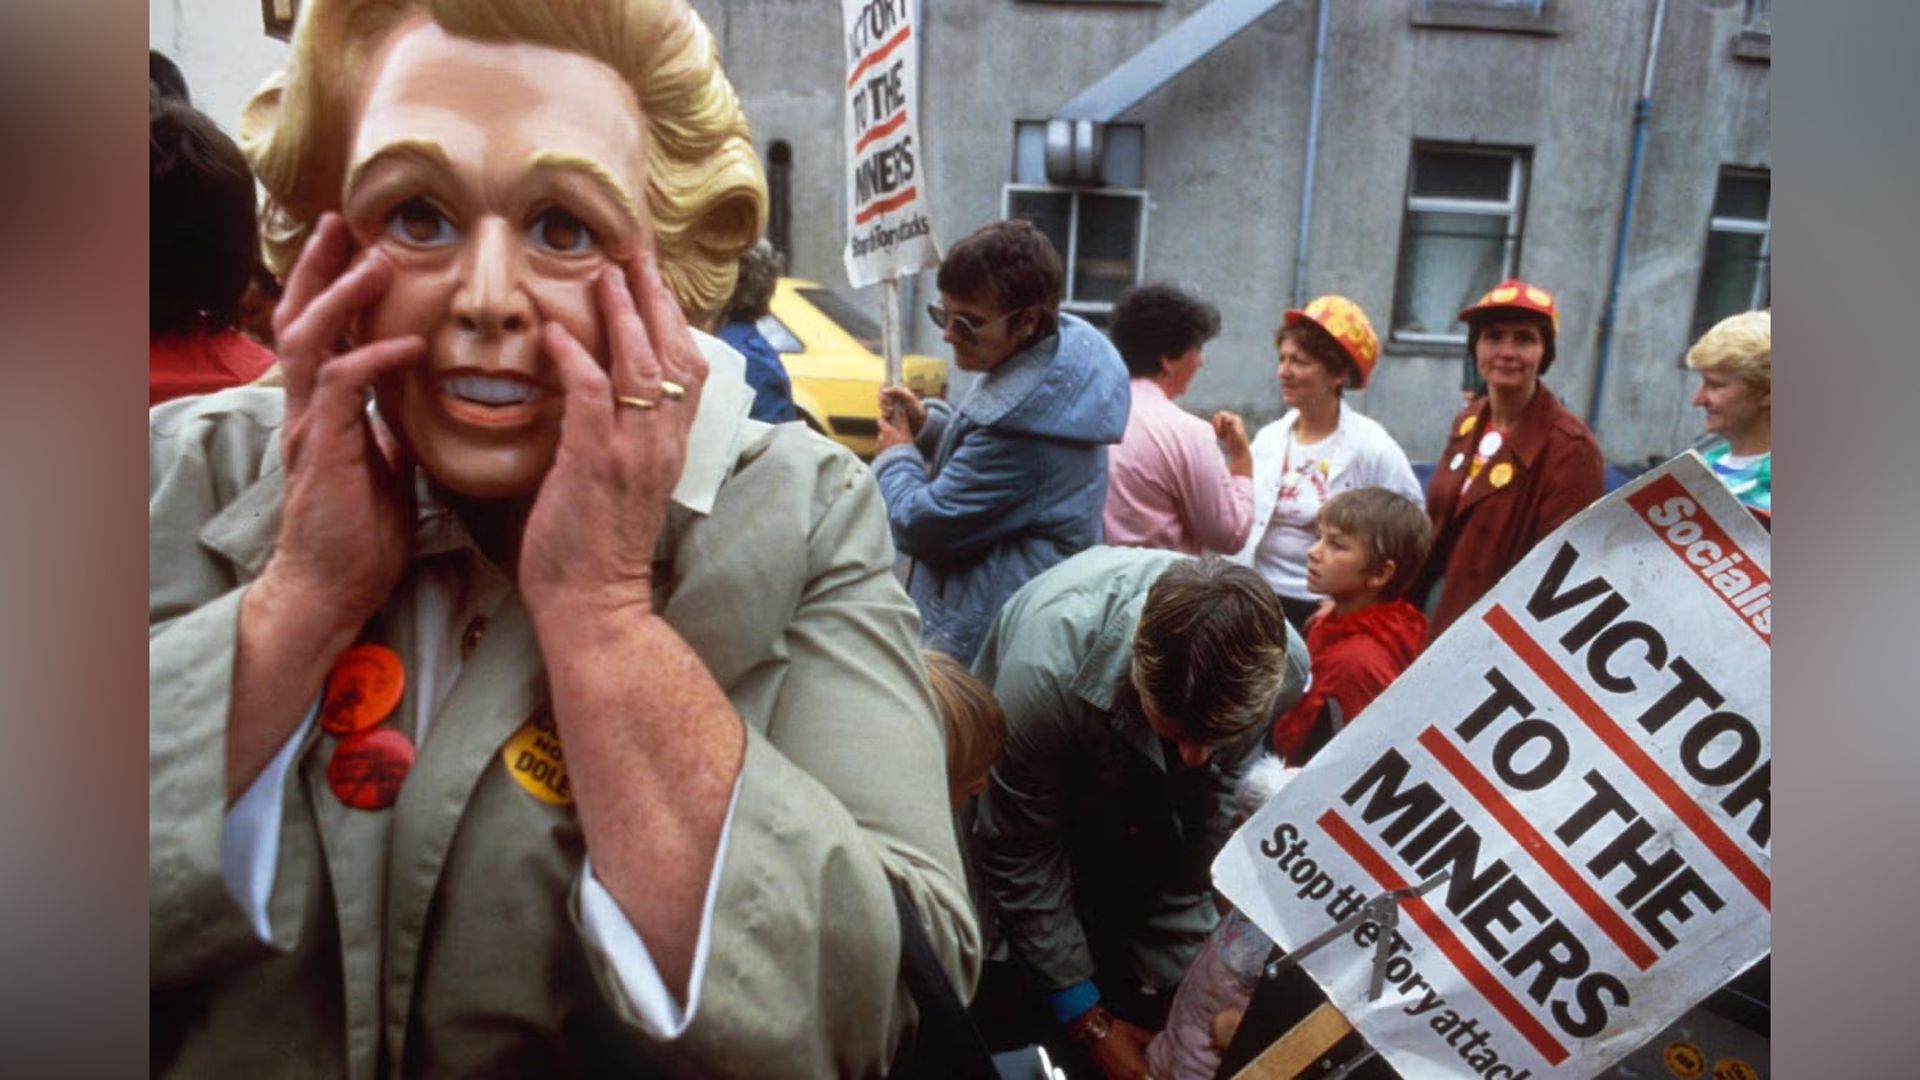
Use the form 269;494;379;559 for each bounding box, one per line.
758;277;949;458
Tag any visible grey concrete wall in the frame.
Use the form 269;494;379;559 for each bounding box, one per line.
149;0;289;136
701;0;1764;465
1596;0;1772;464
1311;1;1653;462
151;0;1765;463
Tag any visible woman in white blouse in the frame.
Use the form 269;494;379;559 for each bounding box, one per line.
1231;296;1423;628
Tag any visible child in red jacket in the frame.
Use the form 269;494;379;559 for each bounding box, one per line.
1270;487;1433;764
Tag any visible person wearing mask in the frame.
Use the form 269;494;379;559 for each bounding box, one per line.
1410;279;1604;641
148;2;974;1073
1102;283;1255;555
1231;295;1422;630
873;219;1130;664
1686;309;1771;519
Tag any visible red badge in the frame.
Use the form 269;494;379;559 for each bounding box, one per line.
326;728;416;810
320;644;405;736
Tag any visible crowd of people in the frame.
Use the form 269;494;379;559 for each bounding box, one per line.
148;1;1771;1075
880;244;1768;1076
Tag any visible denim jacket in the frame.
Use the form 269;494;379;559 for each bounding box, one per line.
872;313;1129;663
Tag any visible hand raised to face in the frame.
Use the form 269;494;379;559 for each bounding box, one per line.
516;249;708;624
263;212;427;633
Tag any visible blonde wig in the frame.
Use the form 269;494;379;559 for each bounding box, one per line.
1685;309;1771;392
239;0;767;326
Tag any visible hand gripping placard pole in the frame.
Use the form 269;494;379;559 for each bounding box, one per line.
1231;870;1452;1080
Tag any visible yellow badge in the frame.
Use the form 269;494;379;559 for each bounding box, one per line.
502;708;572;805
1710;1058;1757;1080
1457;414;1478;437
1662;1041;1706;1079
1489;462;1514;488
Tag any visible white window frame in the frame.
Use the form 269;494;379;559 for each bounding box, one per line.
1390;146;1528;345
1707;208;1771;314
1688;168;1771;346
1001;183;1151;317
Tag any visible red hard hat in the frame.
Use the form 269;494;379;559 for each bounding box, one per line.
1458;279;1560;335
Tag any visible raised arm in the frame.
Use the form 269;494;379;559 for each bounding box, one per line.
522;254;973;1075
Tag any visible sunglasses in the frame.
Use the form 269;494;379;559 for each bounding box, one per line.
926;302;1026;346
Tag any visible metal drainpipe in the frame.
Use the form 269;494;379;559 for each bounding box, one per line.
1290;0;1329;307
1587;0;1668;432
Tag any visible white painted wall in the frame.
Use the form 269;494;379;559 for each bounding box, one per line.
149;0;290;137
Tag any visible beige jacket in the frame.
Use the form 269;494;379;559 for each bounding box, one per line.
149;338;978;1078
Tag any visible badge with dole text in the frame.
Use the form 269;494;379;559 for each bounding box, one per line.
1711;1058;1757;1080
1488;461;1514;488
1457;414;1478;437
502;708;572;805
1663;1041;1706;1079
320;643;405;736
327;727;415;810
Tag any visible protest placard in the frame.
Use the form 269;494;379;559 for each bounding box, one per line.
1214;451;1771;1079
841;0;941;288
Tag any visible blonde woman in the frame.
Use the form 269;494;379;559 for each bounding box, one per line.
1687;309;1771;517
148;1;974;1074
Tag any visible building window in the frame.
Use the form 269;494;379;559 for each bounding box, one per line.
764;140;793;266
1429;0;1542;11
1689;168;1770;343
1390;145;1528;342
1411;0;1558;36
1733;0;1770;59
1003;122;1148;316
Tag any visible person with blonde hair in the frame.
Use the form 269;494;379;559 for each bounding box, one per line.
148;1;975;1074
924;650;1007;810
1686;309;1771;516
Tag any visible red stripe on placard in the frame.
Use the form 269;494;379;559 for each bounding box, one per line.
1416;726;1659;970
1484;604;1771;909
1318;808;1571;1067
847;25;912;88
1624;475;1770;646
854;186;918;225
855;109;908;154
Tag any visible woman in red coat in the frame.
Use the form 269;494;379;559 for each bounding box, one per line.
1411;280;1603;642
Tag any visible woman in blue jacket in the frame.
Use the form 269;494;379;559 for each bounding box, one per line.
874;220;1130;663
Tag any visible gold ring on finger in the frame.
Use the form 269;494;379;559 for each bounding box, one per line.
659;380;688;401
616;395;658;411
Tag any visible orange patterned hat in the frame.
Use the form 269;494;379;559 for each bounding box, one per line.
1282;295;1380;388
1458;279;1560;335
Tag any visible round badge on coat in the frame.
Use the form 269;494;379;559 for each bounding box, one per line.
1477;431;1504;458
327;728;416;810
1449;452;1465;472
1489;462;1515;489
502;709;573;806
320;643;405;736
1457;415;1478;437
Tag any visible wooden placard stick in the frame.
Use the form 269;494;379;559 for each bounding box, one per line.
1230;1002;1354;1080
